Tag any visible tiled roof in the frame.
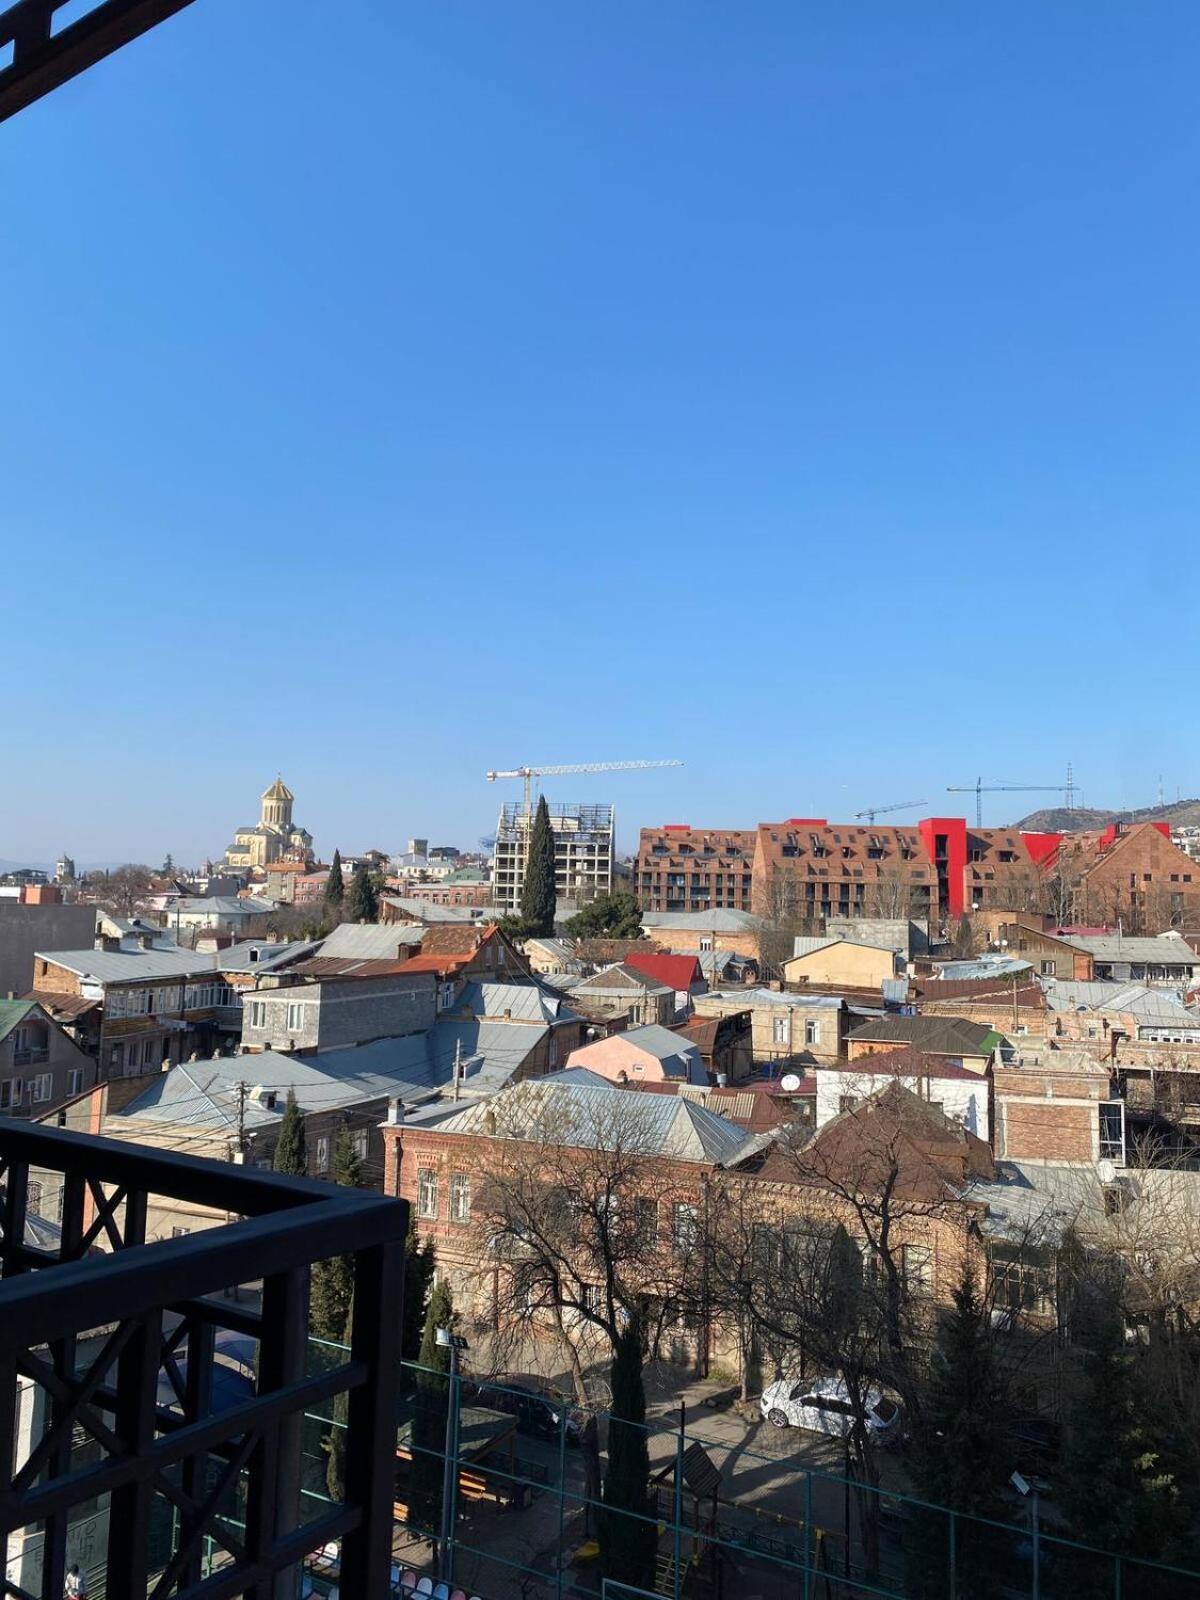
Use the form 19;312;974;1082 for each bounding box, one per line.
818;1047;985;1082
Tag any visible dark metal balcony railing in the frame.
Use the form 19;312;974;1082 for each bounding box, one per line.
0;1120;407;1600
0;0;199;122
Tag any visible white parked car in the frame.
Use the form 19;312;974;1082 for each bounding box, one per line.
760;1375;900;1442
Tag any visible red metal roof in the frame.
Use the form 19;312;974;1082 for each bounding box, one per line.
625;951;702;992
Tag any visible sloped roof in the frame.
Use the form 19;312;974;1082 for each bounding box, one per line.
430;1078;746;1165
382;898;496;924
1060;934;1198;965
1044;981;1200;1022
36;947;218;983
642;909;768;932
624;952;703;992
316;924;425;959
0;1000;35;1043
112;1019;546;1135
703;987;843;1010
849;1016;1000;1055
454;980;579;1024
574;963;672;996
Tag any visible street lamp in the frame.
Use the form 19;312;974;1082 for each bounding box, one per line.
436;1329;468;1581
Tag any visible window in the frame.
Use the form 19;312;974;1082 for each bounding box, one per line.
1099;1102;1125;1164
672;1201;699;1254
437;982;455;1013
286;1002;305;1033
67;1068;84;1097
903;1244;933;1295
0;1080;21;1110
634;1196;659;1244
29;1074;52;1105
839;1094;858;1114
350;1129;368;1161
772;1015;790;1046
449;1172;471;1222
418;1169;439;1219
699;937;713;953
315;1135;329;1172
248;1001;265;1029
171;1226;191;1239
547;1032;559;1069
1040;960;1056;977
990;1244;1054;1317
804;1019;820;1047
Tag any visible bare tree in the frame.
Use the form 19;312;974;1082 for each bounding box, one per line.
468;1085;705;1517
90;863;156;917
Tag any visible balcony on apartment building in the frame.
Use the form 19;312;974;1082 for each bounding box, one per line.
0;1121;406;1600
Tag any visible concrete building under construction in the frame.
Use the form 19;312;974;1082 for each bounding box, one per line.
491;801;615;913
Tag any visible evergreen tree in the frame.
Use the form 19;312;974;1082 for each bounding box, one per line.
325;849;344;908
907;1270;1009;1597
564;892;644;939
953;914;974;959
308;1128;364;1340
161;852;175;877
600;1317;657;1590
324;1293;354;1500
1059;1298;1200;1561
519;795;557;937
346;862;379;923
272;1090;307;1176
401;1211;436;1364
409;1280;455;1535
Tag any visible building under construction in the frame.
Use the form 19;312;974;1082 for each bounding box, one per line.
491;801;615;913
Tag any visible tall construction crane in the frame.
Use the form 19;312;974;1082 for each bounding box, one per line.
486;759;684;819
853;799;928;825
946;773;1075;829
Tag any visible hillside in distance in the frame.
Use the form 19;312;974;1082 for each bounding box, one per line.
1017;799;1200;832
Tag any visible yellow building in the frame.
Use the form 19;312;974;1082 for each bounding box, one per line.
223;778;314;870
782;936;901;990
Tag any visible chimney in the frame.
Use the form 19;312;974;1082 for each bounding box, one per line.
386;1097;407;1126
484;1108;497;1134
716;1072;728;1088
95;934;120;952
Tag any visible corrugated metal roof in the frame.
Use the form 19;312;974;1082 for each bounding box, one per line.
791;936;837;958
432;1079;746;1164
455;980;578;1024
381;898;496;923
113;1017;549;1134
1045;980;1200;1022
642;910;768;932
317;924;425;959
1061;934;1198;964
36;948;218;983
933;958;1032;980
0;999;35;1043
704;987;843;1009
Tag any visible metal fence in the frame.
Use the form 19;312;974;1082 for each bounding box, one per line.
311;1361;1199;1600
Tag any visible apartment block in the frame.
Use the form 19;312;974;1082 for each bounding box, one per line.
635;826;757;913
490;802;614;913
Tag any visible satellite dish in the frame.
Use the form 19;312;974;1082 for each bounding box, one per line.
780;1073;802;1093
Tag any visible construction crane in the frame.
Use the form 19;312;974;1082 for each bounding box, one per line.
946;773;1076;829
486;759;683;819
853;799;928;825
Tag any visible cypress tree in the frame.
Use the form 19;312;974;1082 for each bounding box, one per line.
908;1269;1009;1597
519;795;557;937
409;1280;455;1535
346;862;379;923
600;1317;657;1590
325;849;344;908
401;1211;436;1364
1059;1298;1200;1561
309;1128;364;1340
325;1293;354;1501
272;1090;307;1177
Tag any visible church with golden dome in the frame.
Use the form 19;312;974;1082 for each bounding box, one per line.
223;778;314;870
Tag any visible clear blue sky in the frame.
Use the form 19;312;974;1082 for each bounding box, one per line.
3;1;1197;865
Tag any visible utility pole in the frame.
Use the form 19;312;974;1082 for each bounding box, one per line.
452;1038;462;1103
236;1080;247;1161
